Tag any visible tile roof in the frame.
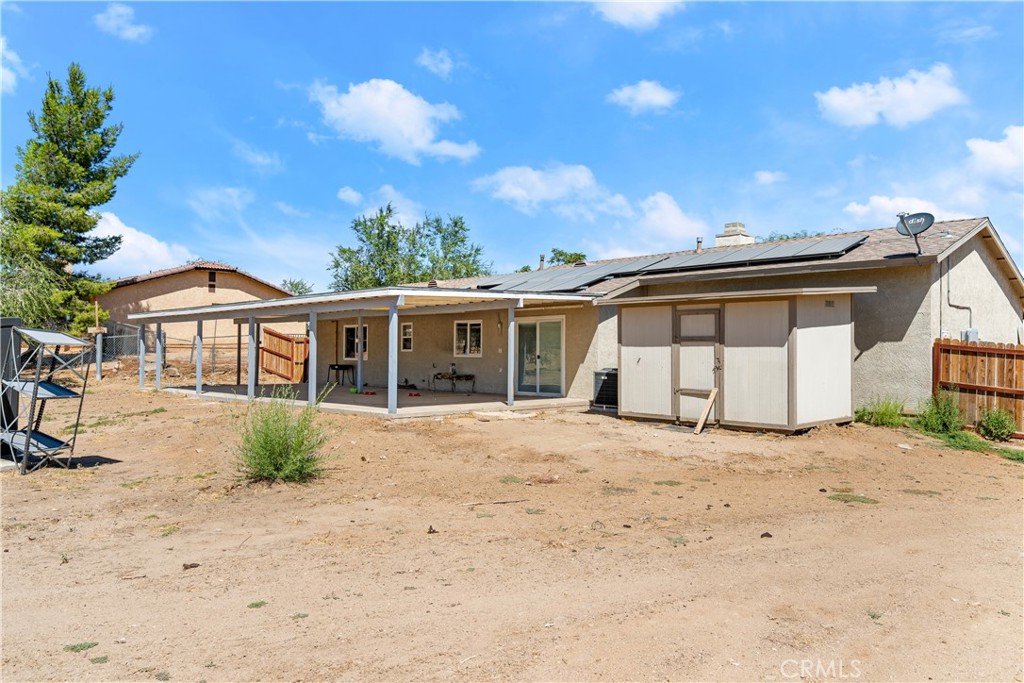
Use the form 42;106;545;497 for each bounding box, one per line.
419;217;1001;295
111;260;292;296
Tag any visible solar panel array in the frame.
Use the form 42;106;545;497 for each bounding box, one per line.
477;235;866;293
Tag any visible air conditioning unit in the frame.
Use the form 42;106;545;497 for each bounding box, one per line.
593;368;618;411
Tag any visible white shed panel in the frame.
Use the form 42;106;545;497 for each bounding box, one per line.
619;305;673;417
723;300;789;426
795;294;853;425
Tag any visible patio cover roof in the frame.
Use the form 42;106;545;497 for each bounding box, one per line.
126;286;595;324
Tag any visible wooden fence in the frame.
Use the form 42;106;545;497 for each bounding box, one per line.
932;339;1023;437
260;327;308;383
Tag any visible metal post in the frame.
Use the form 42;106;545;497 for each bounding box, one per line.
195;321;203;395
155;323;163;390
138;324;146;389
308;311;318;406
255;323;261;387
507;303;516;406
356;311;364;391
247;317;256;400
387;302;398;414
95;331;103;382
235;323;242;386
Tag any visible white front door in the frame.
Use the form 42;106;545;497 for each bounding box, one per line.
516;319;563;395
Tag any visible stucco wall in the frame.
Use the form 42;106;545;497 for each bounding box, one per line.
313;305;602;400
932;238;1023;343
99;270;301;347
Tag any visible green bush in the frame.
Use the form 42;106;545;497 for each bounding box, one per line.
978;408;1017;442
854;398;906;427
914;390;963;435
236;386;328;483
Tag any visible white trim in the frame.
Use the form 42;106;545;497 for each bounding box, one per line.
400;321;414;352
514;315;565;397
342;324;368;361
453;320;483;357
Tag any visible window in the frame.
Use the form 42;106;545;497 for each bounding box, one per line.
454;321;482;357
343;325;368;361
401;322;413;352
208;271;216;293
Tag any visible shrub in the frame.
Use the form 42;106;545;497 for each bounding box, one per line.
236;386;328;483
854;398;906;427
978;408;1017;442
915;390;963;435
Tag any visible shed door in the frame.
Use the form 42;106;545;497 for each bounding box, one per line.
620;306;673;417
723;300;790;427
677;311;719;422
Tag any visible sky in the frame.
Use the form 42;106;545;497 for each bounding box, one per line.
2;1;1022;292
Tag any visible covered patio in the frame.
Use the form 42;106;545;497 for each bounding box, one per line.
127;287;595;415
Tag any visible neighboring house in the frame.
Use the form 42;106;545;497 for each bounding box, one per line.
99;261;298;348
128;217;1023;429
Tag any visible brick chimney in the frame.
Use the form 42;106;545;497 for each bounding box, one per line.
715;222;755;248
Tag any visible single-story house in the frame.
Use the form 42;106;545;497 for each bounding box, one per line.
99;260;301;347
127;217;1023;429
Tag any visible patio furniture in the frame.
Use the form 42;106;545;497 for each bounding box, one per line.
328;363;355;385
431;372;475;393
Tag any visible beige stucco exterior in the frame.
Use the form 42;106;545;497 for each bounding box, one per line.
99;269;302;348
628;232;1022;411
313;303;614;400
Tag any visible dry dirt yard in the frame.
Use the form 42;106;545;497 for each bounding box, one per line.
2;376;1022;683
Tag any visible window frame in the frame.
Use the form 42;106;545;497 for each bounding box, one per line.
208;271;216;293
400;322;414;352
342;324;368;361
453;320;483;358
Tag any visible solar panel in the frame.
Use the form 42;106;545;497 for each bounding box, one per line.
634;235;867;275
790;235;866;257
606;256;670;276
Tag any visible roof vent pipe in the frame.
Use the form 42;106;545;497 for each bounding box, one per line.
696;237;703;253
539;254;545;270
427;279;438;288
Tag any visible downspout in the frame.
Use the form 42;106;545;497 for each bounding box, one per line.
944;256;972;331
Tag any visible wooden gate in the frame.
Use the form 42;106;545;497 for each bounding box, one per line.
261;327;308;382
932;339;1023;437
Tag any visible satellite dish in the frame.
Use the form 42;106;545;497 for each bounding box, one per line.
896;212;934;237
895;212;934;255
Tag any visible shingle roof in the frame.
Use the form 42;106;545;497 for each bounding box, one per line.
111;260;292;296
419;217;1009;295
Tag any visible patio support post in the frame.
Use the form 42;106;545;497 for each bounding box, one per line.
155;323;163;390
387;302;398;414
246;317;256;400
195;321;203;395
95;331;103;381
507;302;516;406
138;324;146;389
356;311;363;391
308;311;318;406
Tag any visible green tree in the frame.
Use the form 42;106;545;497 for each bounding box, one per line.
549;247;587;265
0;63;137;333
329;204;490;291
281;278;314;295
760;229;825;242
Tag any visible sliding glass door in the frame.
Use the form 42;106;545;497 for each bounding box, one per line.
516;319;563;395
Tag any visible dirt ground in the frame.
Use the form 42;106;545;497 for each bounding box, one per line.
2;373;1022;683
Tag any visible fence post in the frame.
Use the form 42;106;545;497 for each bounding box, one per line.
195;322;204;396
95;331;103;381
155;322;163;390
932;339;941;396
138;324;146;389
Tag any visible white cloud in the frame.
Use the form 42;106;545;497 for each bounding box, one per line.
308;78;480;165
586;192;708;259
186;186;255;225
843;195;951;224
1;35;28;95
231;138;283;174
336;186;363;205
966;125;1023;187
937;22;995;44
472;163;631;221
593;1;684;31
94;3;153;43
815;63;966;128
416;48;454;79
272;201;310;219
607;80;680;115
365;184;425;228
754;170;787;185
92;212;193;277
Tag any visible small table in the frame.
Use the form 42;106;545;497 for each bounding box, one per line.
328;363;355;385
432;372;475;393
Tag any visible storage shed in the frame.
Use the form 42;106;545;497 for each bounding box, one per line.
604;287;875;431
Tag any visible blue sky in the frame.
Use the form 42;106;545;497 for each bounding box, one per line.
2;1;1021;291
